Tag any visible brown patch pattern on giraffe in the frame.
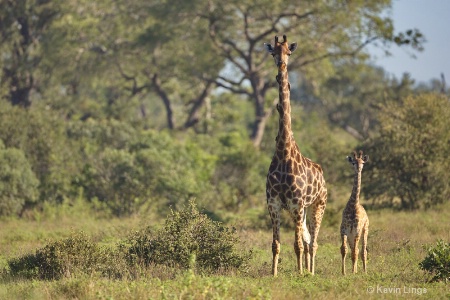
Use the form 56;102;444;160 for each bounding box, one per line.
264;35;327;276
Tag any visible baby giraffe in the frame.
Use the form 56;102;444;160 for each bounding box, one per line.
340;150;369;275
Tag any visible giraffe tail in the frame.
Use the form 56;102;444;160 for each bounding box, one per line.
302;210;311;244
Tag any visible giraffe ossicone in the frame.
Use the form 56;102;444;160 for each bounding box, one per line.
265;35;327;277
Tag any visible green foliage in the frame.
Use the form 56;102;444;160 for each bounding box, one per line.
0;102;80;205
363;93;450;209
67;118;138;153
0;143;39;216
212;132;269;210
132;131;217;213
123;200;251;273
317;64;415;139
80;148;145;216
72;126;217;216
0;0;435;218
419;239;450;282
7;231;124;280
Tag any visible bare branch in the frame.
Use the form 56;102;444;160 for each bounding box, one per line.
213;77;250;95
298;36;379;67
116;62;149;96
184;81;214;129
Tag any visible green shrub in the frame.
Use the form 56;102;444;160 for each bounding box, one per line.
123;200;251;273
133;131;217;213
7;231;125;280
419;239;450;282
80;148;147;216
212;132;268;210
78;130;218;216
0;143;39;216
0;102;81;204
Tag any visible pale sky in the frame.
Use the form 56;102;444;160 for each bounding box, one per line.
369;0;450;84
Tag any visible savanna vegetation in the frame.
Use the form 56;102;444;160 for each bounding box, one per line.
0;0;449;299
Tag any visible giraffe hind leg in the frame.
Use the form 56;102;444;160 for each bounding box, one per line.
309;194;327;275
302;210;311;272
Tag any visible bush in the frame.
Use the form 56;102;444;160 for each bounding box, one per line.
123;200;251;273
0;143;39;216
419;239;450;282
0;102;81;204
77;130;218;216
80;148;147;216
7;231;125;280
132;131;217;213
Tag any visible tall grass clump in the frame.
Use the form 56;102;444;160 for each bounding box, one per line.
123;200;252;274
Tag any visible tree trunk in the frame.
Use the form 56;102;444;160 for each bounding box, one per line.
249;74;274;148
151;74;174;130
250;93;278;148
184;81;214;130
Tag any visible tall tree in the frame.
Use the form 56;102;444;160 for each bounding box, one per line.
41;0;225;130
363;93;450;209
190;0;423;146
0;0;60;107
37;0;424;143
315;64;416;140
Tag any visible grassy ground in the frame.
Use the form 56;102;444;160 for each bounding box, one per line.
0;200;449;299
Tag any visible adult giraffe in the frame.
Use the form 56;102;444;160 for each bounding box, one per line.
264;35;327;276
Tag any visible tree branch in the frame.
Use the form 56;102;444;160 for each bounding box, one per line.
211;74;250;95
298;36;379;67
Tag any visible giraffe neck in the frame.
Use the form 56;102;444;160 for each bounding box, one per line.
348;170;362;207
275;67;294;155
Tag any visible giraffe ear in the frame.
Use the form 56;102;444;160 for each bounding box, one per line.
363;155;369;163
264;43;274;54
289;42;298;52
347;156;353;163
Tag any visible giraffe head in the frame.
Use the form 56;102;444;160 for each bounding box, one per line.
347;150;369;173
264;35;298;71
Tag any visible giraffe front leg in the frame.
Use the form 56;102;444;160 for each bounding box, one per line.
341;234;348;275
352;235;361;274
294;218;304;275
272;239;281;277
361;221;369;273
270;210;281;277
